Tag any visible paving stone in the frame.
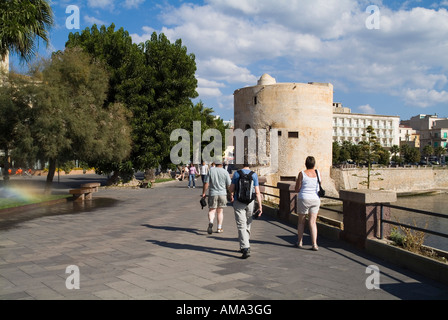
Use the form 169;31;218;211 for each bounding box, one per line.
1;175;448;300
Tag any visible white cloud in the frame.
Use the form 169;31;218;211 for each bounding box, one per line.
130;0;448;113
198;58;257;84
124;0;145;9
130;26;155;44
358;104;376;114
403;88;448;107
197;87;223;98
84;15;107;26
87;0;114;10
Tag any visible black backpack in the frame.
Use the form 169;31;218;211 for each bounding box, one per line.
236;170;255;204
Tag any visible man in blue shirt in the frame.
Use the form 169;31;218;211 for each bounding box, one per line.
229;164;263;259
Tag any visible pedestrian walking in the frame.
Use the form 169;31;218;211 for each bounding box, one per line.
294;156;321;251
188;164;198;188
202;162;231;234
229;163;263;259
200;161;209;185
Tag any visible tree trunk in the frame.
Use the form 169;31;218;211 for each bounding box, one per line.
144;168;156;183
45;158;56;193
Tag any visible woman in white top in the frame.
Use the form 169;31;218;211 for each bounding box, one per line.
294;156;321;251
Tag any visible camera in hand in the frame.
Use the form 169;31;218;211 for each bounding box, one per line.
252;209;261;219
200;197;207;210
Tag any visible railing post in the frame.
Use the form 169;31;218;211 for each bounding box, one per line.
380;204;384;239
277;182;296;221
339;190;397;248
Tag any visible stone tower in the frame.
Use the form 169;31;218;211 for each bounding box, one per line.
233;74;336;194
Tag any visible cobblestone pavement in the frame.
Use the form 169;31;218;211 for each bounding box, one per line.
1;175;448;300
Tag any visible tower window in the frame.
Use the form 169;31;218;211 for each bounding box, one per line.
288;131;299;138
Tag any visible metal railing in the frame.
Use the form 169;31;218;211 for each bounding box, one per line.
261;184;280;205
262;184;448;251
380;204;448;241
320;195;343;215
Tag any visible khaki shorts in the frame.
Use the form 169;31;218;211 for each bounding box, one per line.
208;195;228;209
297;198;321;215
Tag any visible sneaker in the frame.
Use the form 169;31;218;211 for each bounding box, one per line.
241;248;250;259
207;223;213;235
217;228;223;233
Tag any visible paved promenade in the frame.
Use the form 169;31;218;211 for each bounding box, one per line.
1;175;448;300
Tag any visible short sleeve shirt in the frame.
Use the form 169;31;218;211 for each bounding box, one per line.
205;167;231;196
231;169;259;194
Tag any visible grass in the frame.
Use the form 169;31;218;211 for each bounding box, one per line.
0;194;71;210
155;178;175;184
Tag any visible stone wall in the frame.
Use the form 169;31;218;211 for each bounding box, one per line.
331;167;448;192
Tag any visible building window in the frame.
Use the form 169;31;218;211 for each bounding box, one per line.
254;96;258;105
278;130;282;136
288;131;299;138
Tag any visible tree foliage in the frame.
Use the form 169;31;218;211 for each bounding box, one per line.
66;24;225;177
0;0;54;62
27;48;132;188
0;72;35;180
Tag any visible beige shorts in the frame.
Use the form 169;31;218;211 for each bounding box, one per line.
208;195;228;209
297;198;321;215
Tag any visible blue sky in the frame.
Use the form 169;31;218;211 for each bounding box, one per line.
9;0;448;122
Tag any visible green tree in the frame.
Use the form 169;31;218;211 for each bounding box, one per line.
390;144;401;164
377;147;391;166
0;72;35;180
406;147;420;164
339;141;352;163
332;141;341;165
357;126;382;189
434;146;446;164
66;25;201;180
189;101;229;164
423;145;434;164
0;0;54;62
28;48;131;190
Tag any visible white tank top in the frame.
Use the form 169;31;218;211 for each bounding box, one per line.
298;170;320;200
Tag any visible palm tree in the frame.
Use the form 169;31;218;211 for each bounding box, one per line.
423;145;434;165
434;146;446;164
0;0;54;62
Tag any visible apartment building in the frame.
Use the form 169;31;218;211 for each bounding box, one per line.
332;103;400;148
399;125;420;149
401;114;448;152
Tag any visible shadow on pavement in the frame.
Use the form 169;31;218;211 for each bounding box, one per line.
145;239;240;259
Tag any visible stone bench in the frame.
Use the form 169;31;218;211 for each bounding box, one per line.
80;182;101;192
69;188;96;202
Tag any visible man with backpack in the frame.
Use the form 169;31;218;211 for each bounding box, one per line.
229;163;263;259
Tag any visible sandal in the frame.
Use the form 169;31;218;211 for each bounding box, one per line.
311;245;319;251
295;242;303;249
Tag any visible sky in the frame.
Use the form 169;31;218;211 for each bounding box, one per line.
9;0;448;122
